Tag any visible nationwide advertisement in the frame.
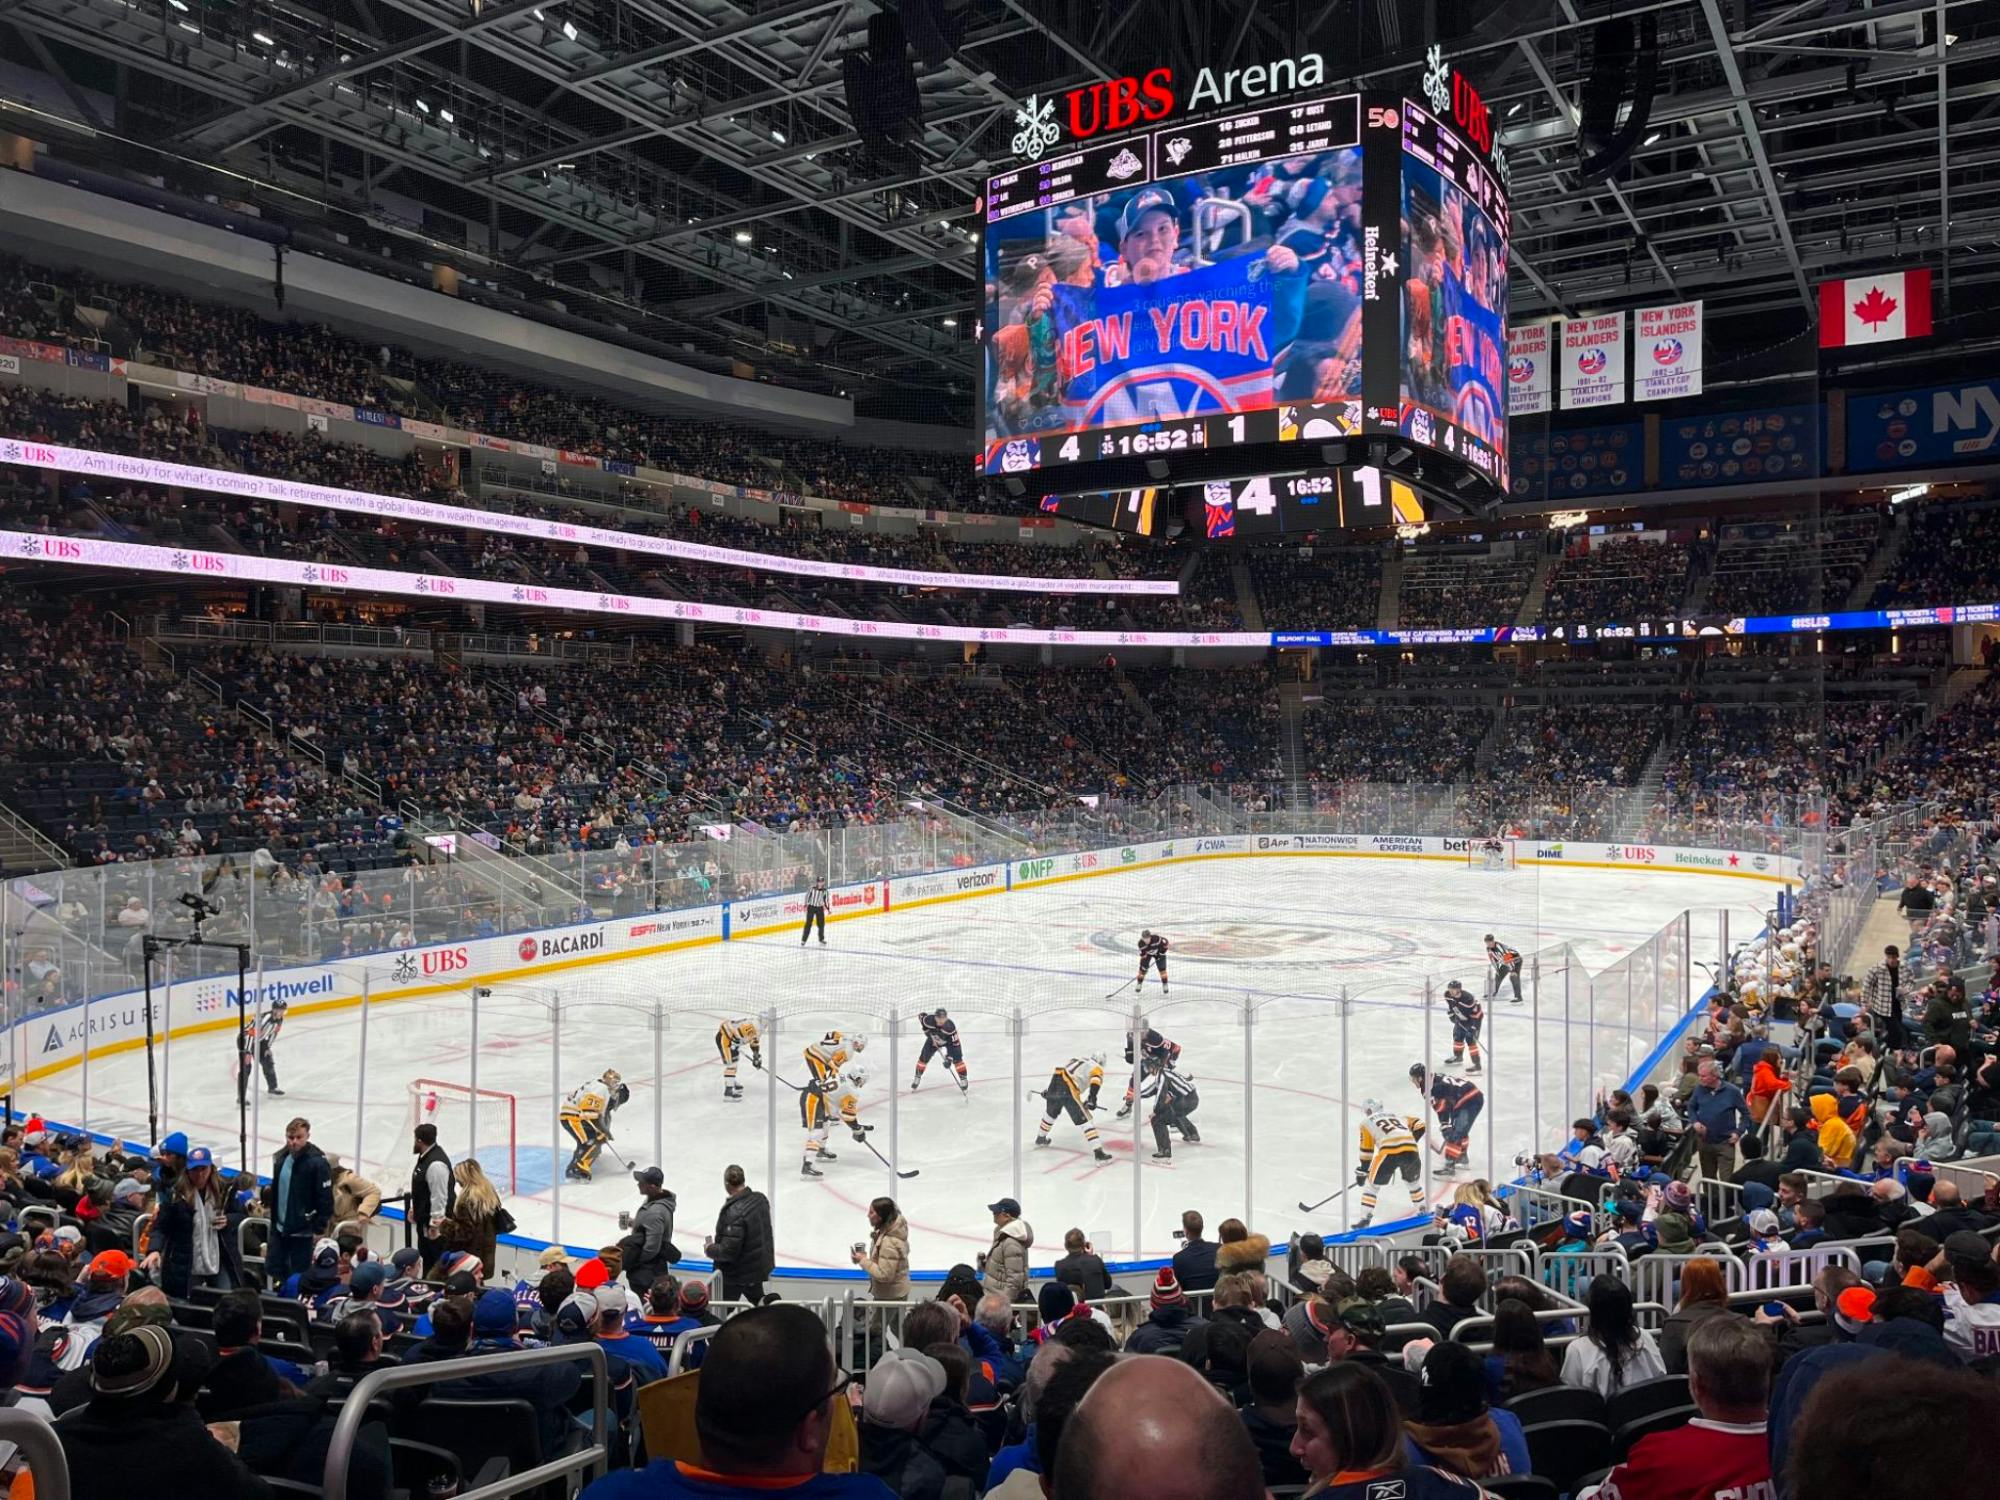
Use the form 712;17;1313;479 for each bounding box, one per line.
1254;833;1360;852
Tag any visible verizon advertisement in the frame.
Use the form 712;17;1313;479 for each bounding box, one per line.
890;866;1007;909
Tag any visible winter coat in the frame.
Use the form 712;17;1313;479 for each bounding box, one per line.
1748;1059;1790;1122
1050;1250;1111;1300
709;1188;775;1284
267;1141;334;1240
858;1419;978;1500
1215;1232;1273;1277
1659;1300;1734;1374
55;1399;273;1500
332;1170;384;1224
1405;1409;1531;1480
620;1192;682;1294
434;1200;500;1280
983;1219;1033;1305
917;1398;991;1491
1124;1302;1203;1356
861;1214;912;1301
1240;1406;1310;1489
153;1186;247;1299
1811;1094;1856;1168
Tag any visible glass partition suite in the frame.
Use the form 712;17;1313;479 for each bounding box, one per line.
2;785;1926;1272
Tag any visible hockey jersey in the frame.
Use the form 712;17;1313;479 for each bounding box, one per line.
1487;940;1521;967
564;1081;611;1120
918;1012;959;1048
1445;989;1483;1026
1138;934;1170;963
1594;1417;1773;1500
1143;1067;1197;1107
237;1008;284;1054
1054;1058;1104;1102
805;1032;861;1087
718;1017;760;1052
1360;1112;1422;1161
1429;1074;1484;1114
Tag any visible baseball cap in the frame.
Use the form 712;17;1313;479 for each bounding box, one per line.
1834;1285;1876;1334
311;1237;342;1269
538;1246;572;1269
1942;1230;1993;1268
110;1177;147;1205
391;1247;424;1274
593;1283;629;1318
555;1289;600;1339
1747;1209;1782;1236
349;1261;388;1295
52;1227;83;1251
185;1146;213;1170
1117;186;1177;242
472;1288;519;1337
1416;1340;1488;1425
85;1250;135;1282
863;1347;945;1429
987;1198;1021;1217
633;1166;665;1188
1329;1299;1385;1339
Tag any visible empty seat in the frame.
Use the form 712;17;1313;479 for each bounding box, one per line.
1519;1418;1614;1498
1505;1385;1607;1428
1604;1373;1692;1432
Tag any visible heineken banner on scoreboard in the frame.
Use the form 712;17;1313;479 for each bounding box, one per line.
1507;319;1554;416
1560;312;1627;410
1634;301;1705;401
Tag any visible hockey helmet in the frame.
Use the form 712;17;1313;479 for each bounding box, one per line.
739;1020;760;1037
846;1065;869;1089
1361;1097;1385;1115
1140;929;1152;940
848;1033;867;1053
1090;1050;1106;1065
931;1006;948;1020
602;1068;623;1087
1408;1063;1428;1082
1443;979;1464;994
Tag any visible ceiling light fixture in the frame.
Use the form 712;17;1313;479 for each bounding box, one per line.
561;19;578;40
770;128;786;144
734;230;753;243
251;29;275;45
415;98;431;113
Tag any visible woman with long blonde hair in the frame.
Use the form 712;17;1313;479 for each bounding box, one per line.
435;1157;505;1279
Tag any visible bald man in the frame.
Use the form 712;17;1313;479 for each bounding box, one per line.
1053;1354;1268;1500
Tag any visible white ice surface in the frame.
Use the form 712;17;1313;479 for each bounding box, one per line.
26;859;1765;1273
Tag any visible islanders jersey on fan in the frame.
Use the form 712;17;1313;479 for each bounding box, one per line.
1048;258;1277;430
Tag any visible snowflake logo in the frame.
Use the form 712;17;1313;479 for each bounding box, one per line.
512;586;526;601
170;551;190;570
301;565;318;583
597;593;611;608
414;576;430;592
1012;94;1060;162
20;537;39;556
1422;44;1451;115
391;953;418;984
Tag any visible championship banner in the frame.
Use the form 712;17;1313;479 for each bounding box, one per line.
1506;319;1553;415
1560;312;1626;410
1634;301;1704;401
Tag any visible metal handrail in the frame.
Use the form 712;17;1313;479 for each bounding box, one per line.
323;1340;610;1500
0;1408;68;1500
666;1325;719;1377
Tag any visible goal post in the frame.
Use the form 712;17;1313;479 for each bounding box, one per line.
1465;838;1519;872
403;1079;519;1196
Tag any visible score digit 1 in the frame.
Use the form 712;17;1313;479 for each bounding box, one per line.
1227;415;1246;445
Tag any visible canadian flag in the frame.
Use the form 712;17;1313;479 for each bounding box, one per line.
1818;269;1932;347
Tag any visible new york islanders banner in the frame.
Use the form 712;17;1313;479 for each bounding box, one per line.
1055;258;1277;426
1634;301;1704;401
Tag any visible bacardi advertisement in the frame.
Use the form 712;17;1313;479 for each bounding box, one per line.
1560;312;1627;410
1633;301;1705;401
1507;319;1553;416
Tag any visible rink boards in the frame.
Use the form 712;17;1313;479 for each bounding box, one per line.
6;833;1798;1125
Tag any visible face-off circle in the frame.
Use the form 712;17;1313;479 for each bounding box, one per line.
1087;922;1417;970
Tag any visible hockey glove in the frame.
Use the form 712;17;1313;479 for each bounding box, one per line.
751;1051;763;1070
1086;1088;1101;1111
1354;1165;1368;1185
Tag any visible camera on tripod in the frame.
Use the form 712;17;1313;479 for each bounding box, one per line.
178;892;221;920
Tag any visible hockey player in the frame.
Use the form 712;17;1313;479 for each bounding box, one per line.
1036;1053;1113;1163
560;1068;628;1181
910;1008;968;1095
1354;1099;1426;1228
1483;934;1524;1004
714;1017;762;1101
236;997;288;1104
1117;1026;1183;1117
1135;930;1170;993
1412;1063;1485;1176
1442;980;1484;1072
800;1031;866;1178
1140;1062;1201;1160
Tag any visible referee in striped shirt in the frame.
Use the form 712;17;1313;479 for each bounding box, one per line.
801;877;829;945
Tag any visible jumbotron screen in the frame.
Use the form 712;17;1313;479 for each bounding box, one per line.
977;86;1508;501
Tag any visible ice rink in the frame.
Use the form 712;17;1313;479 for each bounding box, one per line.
26;857;1766;1272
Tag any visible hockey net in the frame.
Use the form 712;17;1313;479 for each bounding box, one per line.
402;1079;519;1196
1465;838;1519;872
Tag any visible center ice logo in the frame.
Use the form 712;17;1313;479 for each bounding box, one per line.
1088;923;1416;969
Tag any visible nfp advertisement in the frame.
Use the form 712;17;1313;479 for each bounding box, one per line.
1507;319;1553;416
1560;312;1627;410
1634;302;1704;401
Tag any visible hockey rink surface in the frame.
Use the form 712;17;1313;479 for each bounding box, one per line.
30;859;1764;1272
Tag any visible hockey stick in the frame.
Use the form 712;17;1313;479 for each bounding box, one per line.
854;1133;919;1178
1297;1184;1355;1214
1104;982;1138;1000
